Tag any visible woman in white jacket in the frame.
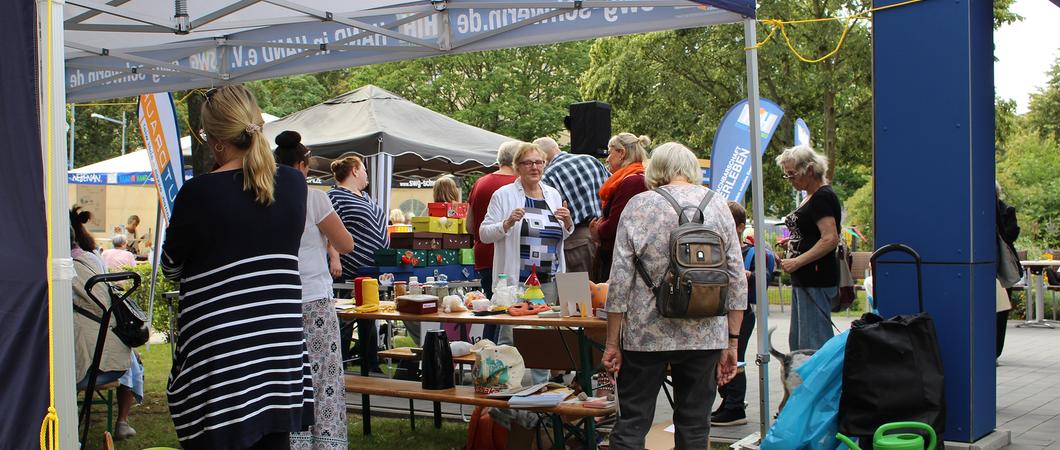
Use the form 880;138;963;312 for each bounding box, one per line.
480;142;574;304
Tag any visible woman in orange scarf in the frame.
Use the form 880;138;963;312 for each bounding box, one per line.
590;133;650;282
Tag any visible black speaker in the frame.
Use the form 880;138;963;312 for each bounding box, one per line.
566;101;611;156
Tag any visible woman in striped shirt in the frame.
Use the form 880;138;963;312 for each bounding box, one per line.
161;85;313;449
327;156;389;372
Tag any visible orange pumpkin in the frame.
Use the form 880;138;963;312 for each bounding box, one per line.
590;282;608;309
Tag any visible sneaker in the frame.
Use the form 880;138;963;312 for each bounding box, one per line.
710;409;748;427
113;421;136;441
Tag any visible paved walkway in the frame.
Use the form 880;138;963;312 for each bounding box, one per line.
345;306;1060;448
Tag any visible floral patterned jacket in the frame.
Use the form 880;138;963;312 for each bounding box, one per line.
605;184;747;351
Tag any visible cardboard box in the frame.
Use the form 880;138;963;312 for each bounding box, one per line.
412;216;461;234
428;202;469;218
373;248;403;266
442;234;473;249
428;249;459;266
396;295;439;314
390;232;443;250
643;421;675;450
459;248;475;265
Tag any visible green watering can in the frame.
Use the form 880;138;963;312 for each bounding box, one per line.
836;421;937;450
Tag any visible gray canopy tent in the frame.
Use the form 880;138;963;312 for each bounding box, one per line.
263;84;514;214
33;1;772;447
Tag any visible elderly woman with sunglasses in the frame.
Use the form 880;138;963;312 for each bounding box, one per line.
776;145;842;352
480;142;574;307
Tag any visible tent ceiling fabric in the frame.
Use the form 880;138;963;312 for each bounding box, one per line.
63;0;753;102
265;85;512;179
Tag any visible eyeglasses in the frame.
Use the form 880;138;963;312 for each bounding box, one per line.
204;87;218;102
518;160;546;168
782;171;799;180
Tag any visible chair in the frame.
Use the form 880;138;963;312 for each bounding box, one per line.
77;380;120;434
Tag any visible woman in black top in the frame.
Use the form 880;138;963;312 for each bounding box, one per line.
161;85;312;450
776;145;842;351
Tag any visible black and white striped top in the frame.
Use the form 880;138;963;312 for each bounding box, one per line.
327;186;389;279
161;166;313;449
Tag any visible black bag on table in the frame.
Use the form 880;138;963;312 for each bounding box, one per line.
838;243;946;437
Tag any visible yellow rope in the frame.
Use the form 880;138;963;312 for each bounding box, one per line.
747;0;924;62
40;0;59;448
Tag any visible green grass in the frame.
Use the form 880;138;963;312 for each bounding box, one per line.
79;343;467;450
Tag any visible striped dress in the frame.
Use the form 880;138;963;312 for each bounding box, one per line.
326;186;389;278
161;166;314;449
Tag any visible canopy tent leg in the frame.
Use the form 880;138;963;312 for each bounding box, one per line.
38;0;80;447
742;17;772;440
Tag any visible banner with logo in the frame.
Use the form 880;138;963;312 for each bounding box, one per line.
709;98;784;202
137;93;184;222
794;118;810;147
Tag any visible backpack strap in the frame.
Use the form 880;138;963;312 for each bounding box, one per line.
693;189;716;224
653;188;685;222
655;187;715;225
633;254;658;291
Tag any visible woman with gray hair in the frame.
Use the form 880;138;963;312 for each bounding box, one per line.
776;144;842;351
602;142;746;449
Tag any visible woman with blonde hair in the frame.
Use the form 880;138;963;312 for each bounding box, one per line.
590;133;651;282
432;175;462;203
161;85;313;449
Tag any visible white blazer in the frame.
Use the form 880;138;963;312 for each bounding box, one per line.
479;179;574;287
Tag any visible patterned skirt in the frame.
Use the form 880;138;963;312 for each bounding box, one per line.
291;298;348;449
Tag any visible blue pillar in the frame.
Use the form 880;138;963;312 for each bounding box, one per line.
873;0;995;442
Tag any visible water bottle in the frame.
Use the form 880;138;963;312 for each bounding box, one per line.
495;273;509;290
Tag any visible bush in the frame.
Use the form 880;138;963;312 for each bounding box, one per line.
125;263;177;338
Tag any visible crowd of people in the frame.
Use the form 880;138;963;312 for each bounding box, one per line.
70;82;850;449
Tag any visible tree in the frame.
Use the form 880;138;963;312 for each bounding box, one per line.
997;130;1060;252
1027;57;1060;143
844;174;874;248
342;41;591;142
580;0;874;216
246;74;332;118
67;99;143;168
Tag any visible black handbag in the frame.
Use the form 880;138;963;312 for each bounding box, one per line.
838;244;946;437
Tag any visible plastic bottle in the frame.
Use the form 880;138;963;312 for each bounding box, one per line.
495;273;509;290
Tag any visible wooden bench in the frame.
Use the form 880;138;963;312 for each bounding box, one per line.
345;375;614;449
377;347;476;365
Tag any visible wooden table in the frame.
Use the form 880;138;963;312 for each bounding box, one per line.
339;309;608;449
1017;260;1060;329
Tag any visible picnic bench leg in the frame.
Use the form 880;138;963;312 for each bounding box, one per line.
576;329;597;449
409;399;416;431
551;414;565;450
360;322;372;436
433;401;442;428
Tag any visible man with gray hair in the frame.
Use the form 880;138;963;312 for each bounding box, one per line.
466;141;520;342
536;136;610;274
102;234;137;271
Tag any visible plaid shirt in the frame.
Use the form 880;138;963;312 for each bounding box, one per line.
542;152;610;225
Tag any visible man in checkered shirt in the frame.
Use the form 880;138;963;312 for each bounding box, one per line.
535;137;611;274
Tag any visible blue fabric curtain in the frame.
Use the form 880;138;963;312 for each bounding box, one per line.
690;0;756;17
0;1;50;448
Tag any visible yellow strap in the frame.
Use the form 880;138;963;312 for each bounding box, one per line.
40;0;59;448
747;0;924;63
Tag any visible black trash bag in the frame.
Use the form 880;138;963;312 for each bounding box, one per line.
422;329;455;390
838;244;946;437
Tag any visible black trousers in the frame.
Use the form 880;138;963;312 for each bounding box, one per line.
718;305;756;411
609;349;721;449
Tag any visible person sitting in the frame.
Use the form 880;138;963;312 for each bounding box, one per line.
71;207;144;442
101;235;137;271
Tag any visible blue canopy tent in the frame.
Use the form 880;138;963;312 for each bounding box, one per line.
15;1;773;448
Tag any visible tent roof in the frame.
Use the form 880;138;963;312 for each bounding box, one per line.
63;0;753;102
263;84;512;179
69;148;150;175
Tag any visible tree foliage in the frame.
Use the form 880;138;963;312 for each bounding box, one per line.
67;100;143;168
341;42;591;142
246;74;333;118
580;0;873;217
1027;57;1060;143
998;130;1060;252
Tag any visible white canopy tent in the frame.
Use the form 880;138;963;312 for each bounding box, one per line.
38;0;772;446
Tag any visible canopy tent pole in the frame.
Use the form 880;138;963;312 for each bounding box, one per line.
743;17;772;440
38;0;80;446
